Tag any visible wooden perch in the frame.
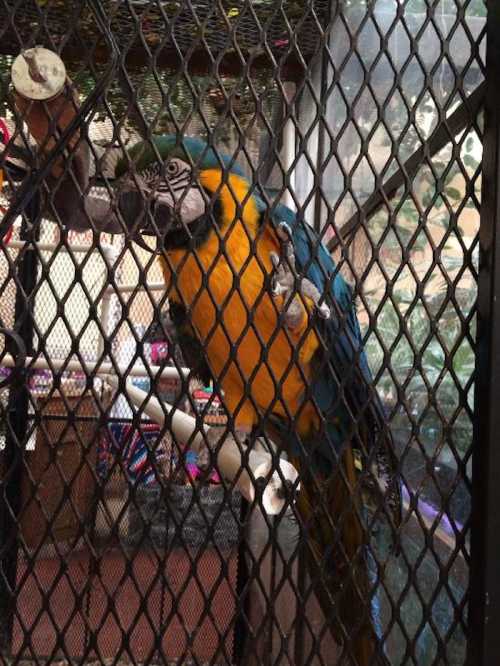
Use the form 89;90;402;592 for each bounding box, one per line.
105;375;299;515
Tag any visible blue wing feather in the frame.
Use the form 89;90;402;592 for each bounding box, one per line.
264;203;401;526
258;202;374;458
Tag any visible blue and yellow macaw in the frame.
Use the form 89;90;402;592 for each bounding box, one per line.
110;136;401;665
6;131;401;664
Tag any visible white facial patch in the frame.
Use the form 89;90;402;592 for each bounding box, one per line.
151;157;207;225
156;187;206;224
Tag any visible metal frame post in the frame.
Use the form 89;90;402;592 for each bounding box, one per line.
0;194;40;651
469;3;500;664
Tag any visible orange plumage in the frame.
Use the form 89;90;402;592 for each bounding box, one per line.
161;169;320;435
159;166;388;665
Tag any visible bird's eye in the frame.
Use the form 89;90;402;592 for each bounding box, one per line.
166;161;180;177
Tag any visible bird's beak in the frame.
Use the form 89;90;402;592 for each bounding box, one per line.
115;179;175;244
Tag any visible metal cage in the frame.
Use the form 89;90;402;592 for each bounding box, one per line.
0;1;494;664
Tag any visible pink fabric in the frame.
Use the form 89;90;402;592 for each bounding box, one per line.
0;118;10;144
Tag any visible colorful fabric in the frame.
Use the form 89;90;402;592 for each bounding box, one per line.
184;450;220;484
98;423;166;486
151;341;169;364
97;423;221;486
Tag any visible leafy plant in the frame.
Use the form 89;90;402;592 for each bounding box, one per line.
362;150;479;461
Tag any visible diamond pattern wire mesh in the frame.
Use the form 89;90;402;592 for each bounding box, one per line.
0;0;486;665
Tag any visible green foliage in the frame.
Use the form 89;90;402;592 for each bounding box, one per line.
362;122;480;458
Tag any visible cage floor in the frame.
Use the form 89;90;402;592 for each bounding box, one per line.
11;546;237;664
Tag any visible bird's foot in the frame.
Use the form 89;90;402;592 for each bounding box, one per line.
270;221;330;329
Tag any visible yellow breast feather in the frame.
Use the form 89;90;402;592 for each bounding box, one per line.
161;170;320;433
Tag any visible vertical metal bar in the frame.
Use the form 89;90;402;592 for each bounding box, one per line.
282;82;296;211
0;194;40;651
96;245;118;361
313;48;329;234
294;545;307;665
469;4;500;664
267;518;277;665
234;498;250;665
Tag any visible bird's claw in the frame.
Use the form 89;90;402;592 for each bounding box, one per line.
270;222;330;328
276;221;293;242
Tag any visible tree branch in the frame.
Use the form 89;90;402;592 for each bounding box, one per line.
327;81;486;252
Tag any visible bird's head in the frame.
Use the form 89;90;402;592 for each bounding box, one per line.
114;135;261;250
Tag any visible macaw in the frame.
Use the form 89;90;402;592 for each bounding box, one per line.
3;131;401;665
111;136;401;665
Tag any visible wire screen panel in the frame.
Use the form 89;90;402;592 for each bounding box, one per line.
0;1;486;665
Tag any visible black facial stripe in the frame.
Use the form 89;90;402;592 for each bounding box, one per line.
168;172;191;188
142;161;191;186
151;166;193;197
169;180;191;193
142;165;161;182
156;181;200;197
172;165;191;180
159;164;191;186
